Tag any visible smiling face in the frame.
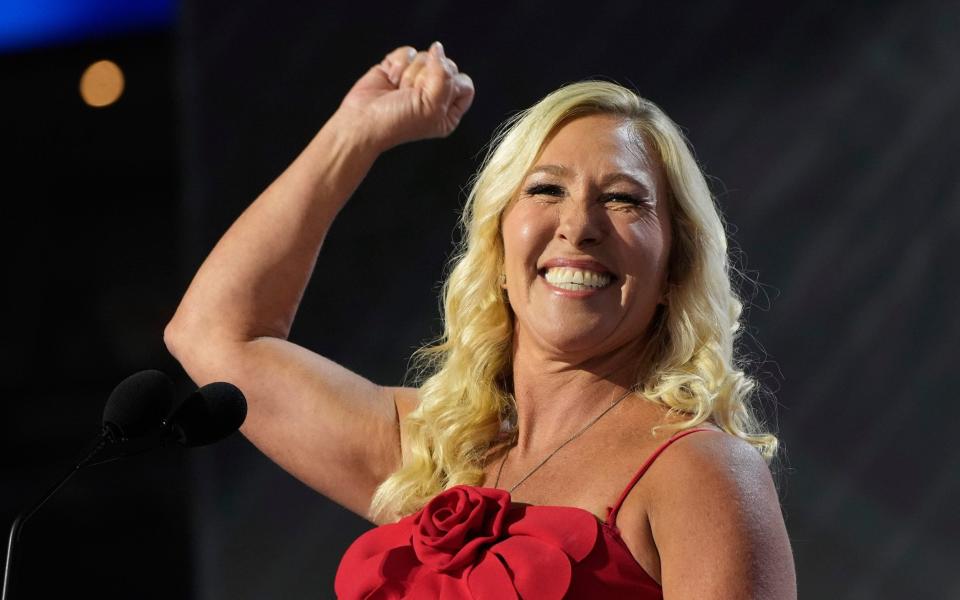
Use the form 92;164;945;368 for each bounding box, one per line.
500;113;672;364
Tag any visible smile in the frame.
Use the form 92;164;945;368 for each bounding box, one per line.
543;267;613;290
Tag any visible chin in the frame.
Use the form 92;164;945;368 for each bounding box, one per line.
535;325;621;358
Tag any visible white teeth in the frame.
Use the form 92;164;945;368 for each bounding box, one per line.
544;267;612;289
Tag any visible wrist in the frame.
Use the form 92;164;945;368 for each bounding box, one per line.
327;107;394;157
276;110;384;222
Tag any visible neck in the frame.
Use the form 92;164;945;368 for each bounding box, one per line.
507;331;653;456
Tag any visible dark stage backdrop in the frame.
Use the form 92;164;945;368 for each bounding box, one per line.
0;31;192;599
3;0;958;598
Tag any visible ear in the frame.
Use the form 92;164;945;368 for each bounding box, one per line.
659;281;672;306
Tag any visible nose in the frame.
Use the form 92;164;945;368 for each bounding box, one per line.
555;195;605;248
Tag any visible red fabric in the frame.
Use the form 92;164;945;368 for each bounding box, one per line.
335;428;711;599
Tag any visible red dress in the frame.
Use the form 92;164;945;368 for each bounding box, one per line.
335;428;712;599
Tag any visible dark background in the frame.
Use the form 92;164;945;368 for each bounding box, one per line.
3;1;958;598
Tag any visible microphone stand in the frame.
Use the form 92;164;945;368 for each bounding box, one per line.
2;427;117;600
2;380;243;597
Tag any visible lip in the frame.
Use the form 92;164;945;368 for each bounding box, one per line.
537;257;617;298
538;257;616;277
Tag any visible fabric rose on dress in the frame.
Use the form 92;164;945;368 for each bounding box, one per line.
464;501;598;600
334;485;600;600
411;484;511;572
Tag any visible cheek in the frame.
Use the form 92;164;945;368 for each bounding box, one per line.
515;220;542;254
622;219;671;279
502;208;553;275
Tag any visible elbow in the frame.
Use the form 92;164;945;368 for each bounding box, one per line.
163;314;235;385
163;311;253;369
164;307;208;362
163;316;188;361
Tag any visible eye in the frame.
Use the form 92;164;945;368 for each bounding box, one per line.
603;192;650;208
525;183;564;197
524;183;565;204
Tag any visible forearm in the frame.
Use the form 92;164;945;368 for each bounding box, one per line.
166;110;382;348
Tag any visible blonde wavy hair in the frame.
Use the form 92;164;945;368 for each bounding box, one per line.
370;81;778;520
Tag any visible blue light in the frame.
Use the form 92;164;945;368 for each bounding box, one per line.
0;0;175;53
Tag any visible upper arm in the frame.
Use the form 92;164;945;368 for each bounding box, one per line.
165;329;418;522
646;432;796;599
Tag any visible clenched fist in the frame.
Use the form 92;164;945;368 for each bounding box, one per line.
336;42;475;152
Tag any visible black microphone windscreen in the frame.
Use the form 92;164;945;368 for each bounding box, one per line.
102;370;175;439
169;382;247;447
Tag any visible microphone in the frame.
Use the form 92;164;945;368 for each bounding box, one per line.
90;380;248;464
79;369;175;467
2;373;247;599
78;370;176;467
103;369;175;440
3;369;175;600
165;381;247;447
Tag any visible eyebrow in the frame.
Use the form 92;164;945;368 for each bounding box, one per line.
527;164;569;177
526;164;653;190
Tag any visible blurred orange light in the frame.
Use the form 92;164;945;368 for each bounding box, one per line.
80;60;124;107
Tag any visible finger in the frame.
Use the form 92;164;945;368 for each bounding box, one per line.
399;51;429;89
421;42;455;108
448;72;475;125
384;45;416;63
380;46;416;84
433;43;460;80
419;46;457;83
356;62;394;90
424;41;457;75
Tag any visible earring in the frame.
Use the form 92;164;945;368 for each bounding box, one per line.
499;272;507;288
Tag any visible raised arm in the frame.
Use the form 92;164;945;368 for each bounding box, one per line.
163;43;474;522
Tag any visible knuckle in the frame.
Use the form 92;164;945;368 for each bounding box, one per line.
388;46;416;63
457;72;474;88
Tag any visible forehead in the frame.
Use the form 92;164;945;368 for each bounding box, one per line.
531;113;658;179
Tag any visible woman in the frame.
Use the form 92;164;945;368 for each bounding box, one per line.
165;42;796;598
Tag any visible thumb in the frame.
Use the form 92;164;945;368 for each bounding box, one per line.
347;62;393;95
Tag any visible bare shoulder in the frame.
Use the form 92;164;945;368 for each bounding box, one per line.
651;428;773;491
644;429;797;599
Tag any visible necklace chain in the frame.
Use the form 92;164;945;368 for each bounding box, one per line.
493;388;634;494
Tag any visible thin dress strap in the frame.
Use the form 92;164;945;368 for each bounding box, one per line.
606;427;714;527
